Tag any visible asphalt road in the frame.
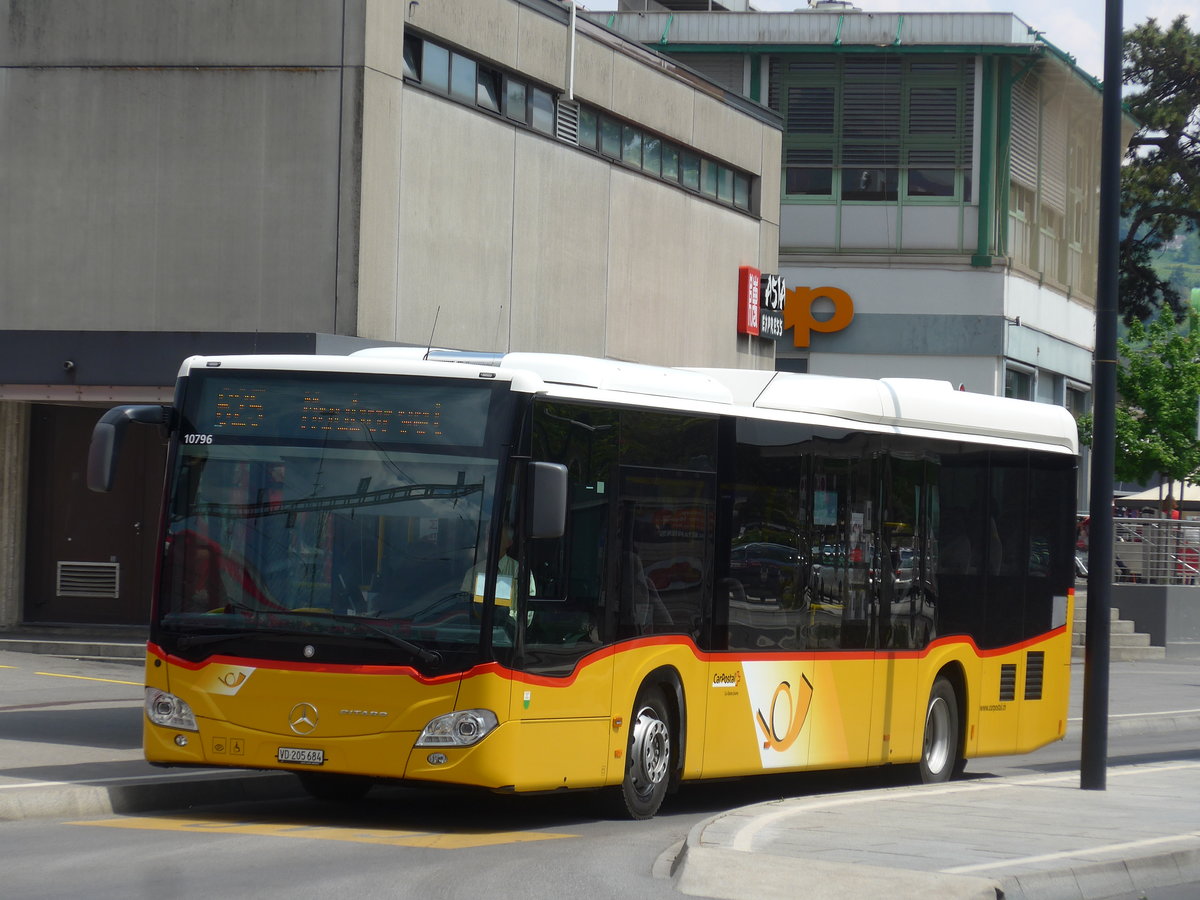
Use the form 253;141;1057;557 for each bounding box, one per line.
3;652;1199;900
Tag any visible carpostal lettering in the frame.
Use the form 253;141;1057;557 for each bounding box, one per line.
712;671;742;688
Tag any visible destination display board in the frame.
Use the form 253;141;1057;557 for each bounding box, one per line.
183;373;497;447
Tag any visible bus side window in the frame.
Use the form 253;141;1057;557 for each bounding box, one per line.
524;402;617;668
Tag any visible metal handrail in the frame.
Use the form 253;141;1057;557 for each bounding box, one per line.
1107;517;1200;585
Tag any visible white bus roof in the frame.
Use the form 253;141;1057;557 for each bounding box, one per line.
189;349;1079;455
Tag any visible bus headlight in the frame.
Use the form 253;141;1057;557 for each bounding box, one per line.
415;709;498;747
145;688;198;731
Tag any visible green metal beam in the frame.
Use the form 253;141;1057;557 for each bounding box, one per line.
656;43;1045;57
972;56;997;267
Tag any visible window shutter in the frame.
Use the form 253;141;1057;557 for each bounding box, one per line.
908;86;958;136
843;81;900;141
786;86;835;135
1041;98;1068;213
1011;76;1040;191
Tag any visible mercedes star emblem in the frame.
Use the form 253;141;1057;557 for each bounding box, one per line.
288;702;319;735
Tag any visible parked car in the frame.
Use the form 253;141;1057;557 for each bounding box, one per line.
729;542;798;602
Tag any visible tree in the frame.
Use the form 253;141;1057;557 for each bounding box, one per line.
1080;310;1200;490
1120;16;1200;324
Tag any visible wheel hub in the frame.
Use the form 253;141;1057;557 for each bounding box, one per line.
629;707;670;794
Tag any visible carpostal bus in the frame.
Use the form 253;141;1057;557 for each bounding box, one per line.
88;350;1078;819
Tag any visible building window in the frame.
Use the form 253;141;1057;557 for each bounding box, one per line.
505;77;528;123
1066;385;1089;418
531;88;555;134
771;54;974;204
622;125;642;167
401;31;757;215
423;42;450;93
450;54;476;104
578;106;598;150
643;136;661;176
600;117;621;158
403;35;421;80
477;66;502;113
1005;366;1034;401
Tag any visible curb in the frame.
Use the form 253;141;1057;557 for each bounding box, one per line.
999;846;1200;900
0;771;303;823
670;812;1001;900
666;781;1200;900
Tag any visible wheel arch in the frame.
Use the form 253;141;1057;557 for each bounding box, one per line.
931;660;968;760
635;665;687;791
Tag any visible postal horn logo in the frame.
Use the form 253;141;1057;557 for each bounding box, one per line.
755;675;814;752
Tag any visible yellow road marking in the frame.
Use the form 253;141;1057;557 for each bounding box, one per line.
34;671;142;687
68;816;577;849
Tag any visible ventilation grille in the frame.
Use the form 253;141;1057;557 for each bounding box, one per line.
999;664;1017;702
57;561;120;598
556;99;580;145
1025;651;1045;701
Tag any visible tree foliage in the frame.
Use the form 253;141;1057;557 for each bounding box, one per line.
1120;16;1200;324
1080;310;1200;486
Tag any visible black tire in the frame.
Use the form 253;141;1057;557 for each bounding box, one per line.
618;688;674;820
296;771;374;803
918;676;962;784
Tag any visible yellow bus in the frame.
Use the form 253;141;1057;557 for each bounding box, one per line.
89;350;1078;818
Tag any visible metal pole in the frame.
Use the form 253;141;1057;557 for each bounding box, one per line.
1081;0;1124;791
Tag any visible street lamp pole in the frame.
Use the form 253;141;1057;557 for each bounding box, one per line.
1081;0;1124;791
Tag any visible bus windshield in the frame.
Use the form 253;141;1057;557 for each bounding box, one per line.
156;371;518;665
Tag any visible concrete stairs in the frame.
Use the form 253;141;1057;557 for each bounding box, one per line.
1072;594;1166;661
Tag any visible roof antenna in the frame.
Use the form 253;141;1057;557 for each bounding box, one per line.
424;306;441;360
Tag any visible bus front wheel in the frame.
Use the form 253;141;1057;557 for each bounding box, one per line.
919;676;962;784
619;688;674;820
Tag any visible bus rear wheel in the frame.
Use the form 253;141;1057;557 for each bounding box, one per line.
919;676;962;784
619;688;673;820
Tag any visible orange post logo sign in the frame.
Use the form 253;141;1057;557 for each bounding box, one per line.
784;286;855;348
754;675;814;752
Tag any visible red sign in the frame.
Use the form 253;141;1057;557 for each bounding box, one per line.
737;266;761;336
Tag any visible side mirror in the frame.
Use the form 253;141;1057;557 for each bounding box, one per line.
88;405;172;492
526;461;568;540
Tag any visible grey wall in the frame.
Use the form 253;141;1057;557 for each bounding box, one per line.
1;0;360;335
1;0;781;372
1113;585;1200;659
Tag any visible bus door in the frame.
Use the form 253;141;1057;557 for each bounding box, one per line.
871;456;931;766
514;403;617;790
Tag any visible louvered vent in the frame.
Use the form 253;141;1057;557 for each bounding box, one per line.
57;561;120;598
999;664;1017;702
556;99;580;145
1011;75;1040;190
1025;651;1045;700
785;85;835;136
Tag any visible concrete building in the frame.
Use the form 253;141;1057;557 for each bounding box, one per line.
0;0;781;628
598;1;1130;515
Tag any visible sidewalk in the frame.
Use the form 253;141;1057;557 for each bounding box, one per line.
0;645;302;822
2;641;1200;900
670;762;1200;900
668;655;1200;900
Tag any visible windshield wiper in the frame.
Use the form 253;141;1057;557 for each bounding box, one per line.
285;609;442;666
174;628;280;650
